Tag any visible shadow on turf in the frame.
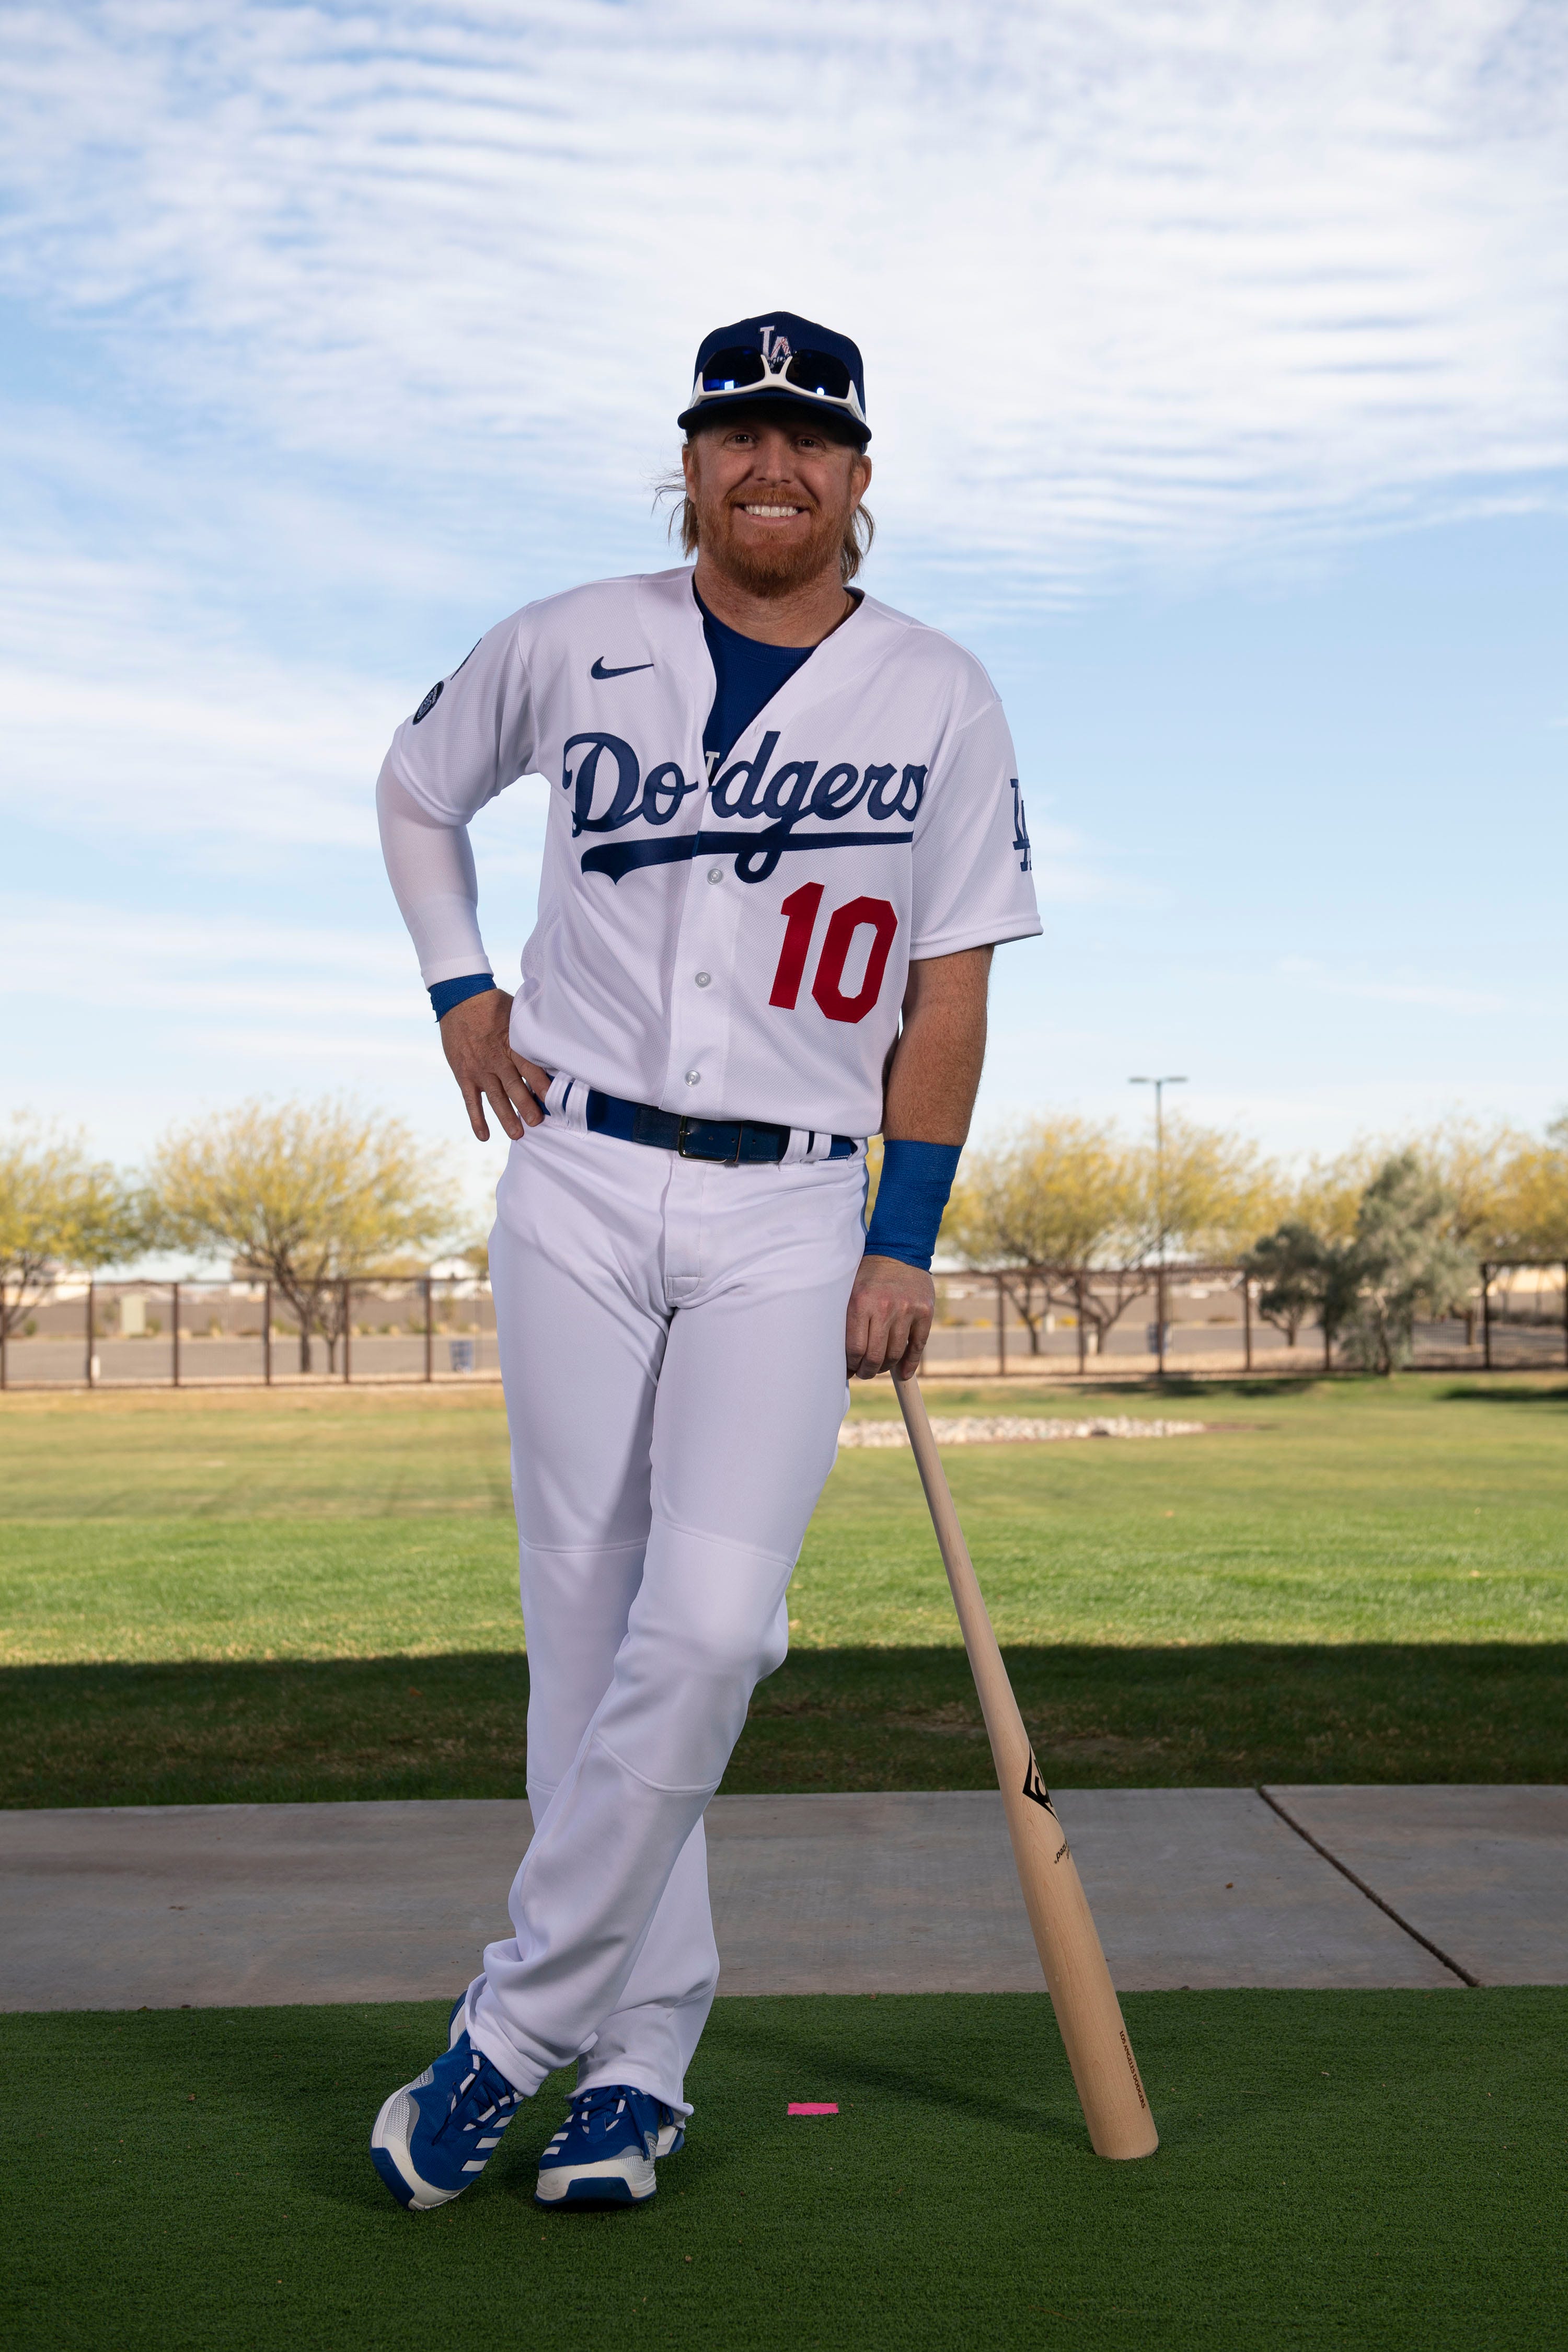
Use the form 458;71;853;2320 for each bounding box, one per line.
259;2009;729;2220
1014;1376;1328;1402
5;1642;1565;1806
202;2000;556;2217
708;2001;1089;2150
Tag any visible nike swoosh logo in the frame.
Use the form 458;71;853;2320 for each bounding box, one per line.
590;657;655;680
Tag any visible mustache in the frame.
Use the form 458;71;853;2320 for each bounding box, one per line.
722;488;822;513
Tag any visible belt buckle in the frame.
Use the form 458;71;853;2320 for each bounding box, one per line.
676;1116;742;1165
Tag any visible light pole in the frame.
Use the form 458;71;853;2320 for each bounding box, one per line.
1130;1075;1186;1377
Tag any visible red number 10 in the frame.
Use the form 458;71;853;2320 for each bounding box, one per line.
768;884;898;1025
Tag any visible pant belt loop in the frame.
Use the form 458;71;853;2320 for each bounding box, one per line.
545;1074;590;1130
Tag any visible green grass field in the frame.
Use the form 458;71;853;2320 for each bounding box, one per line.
3;1991;1562;2352
5;1381;1565;2351
2;1375;1564;1802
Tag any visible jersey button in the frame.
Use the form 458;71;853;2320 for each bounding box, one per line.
684;1070;701;1086
695;972;711;988
707;868;724;884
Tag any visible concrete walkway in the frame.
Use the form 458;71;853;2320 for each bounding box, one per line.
1264;1784;1568;1988
3;1788;1563;2014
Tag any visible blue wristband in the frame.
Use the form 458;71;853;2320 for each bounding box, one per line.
429;972;495;1021
863;1139;963;1271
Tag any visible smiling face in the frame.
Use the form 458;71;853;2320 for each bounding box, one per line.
681;409;872;599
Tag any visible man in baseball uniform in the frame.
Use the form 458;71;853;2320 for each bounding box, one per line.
371;312;1040;2211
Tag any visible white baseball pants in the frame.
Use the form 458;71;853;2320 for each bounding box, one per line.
460;1116;866;2113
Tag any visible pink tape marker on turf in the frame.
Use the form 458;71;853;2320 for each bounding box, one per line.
787;2102;838;2115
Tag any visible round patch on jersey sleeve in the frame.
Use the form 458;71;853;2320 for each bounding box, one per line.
412;680;444;724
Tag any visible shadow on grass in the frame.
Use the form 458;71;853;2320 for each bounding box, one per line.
1437;1382;1568;1406
986;1375;1331;1402
709;1993;1088;2147
4;1642;1564;1807
1145;1374;1328;1399
1064;1374;1568;1404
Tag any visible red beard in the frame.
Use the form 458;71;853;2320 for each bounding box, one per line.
695;493;849;598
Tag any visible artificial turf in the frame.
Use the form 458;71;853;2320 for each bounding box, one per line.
2;1376;1565;1800
2;1991;1561;2352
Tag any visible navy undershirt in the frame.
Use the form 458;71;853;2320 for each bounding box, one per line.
430;590;851;1020
696;587;820;768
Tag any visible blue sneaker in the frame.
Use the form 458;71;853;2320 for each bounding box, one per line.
371;2030;525;2211
534;2084;685;2209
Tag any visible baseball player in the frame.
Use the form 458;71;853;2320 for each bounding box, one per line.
370;311;1040;2211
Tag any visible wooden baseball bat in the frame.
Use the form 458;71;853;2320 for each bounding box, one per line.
893;1371;1158;2160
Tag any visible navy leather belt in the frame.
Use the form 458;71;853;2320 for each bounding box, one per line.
584;1091;856;1165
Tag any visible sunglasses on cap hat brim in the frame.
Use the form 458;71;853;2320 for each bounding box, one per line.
684;344;869;439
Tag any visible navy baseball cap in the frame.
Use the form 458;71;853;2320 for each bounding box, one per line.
678;312;870;446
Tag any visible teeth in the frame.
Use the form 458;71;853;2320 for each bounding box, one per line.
743;504;801;517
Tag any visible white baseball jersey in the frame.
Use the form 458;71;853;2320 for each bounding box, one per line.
385;564;1040;1138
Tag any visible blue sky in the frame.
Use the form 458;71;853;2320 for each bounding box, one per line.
3;0;1565;1224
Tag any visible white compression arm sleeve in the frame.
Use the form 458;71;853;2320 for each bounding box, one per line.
376;759;493;987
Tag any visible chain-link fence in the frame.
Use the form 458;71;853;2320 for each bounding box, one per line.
923;1259;1568;1375
2;1259;1563;1390
0;1275;499;1389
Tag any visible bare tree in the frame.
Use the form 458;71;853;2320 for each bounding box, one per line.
148;1098;460;1371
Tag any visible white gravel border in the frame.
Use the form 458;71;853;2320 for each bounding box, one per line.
837;1414;1206;1448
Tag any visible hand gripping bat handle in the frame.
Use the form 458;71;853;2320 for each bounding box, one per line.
894;1372;1158;2159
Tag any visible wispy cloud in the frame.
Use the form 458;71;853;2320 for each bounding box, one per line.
4;1;1566;868
2;2;1565;594
0;898;417;1012
0;540;553;866
2;4;1565;1166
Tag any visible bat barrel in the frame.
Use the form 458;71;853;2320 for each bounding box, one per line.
894;1373;1159;2160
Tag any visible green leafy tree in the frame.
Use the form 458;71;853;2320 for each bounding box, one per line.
0;1117;147;1358
148;1098;460;1372
1486;1115;1568;1259
1239;1222;1315;1348
1286;1147;1380;1246
1341;1151;1476;1375
1241;1218;1358;1368
947;1113;1288;1364
1135;1117;1286;1262
1416;1117;1515;1249
942;1117;1147;1357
